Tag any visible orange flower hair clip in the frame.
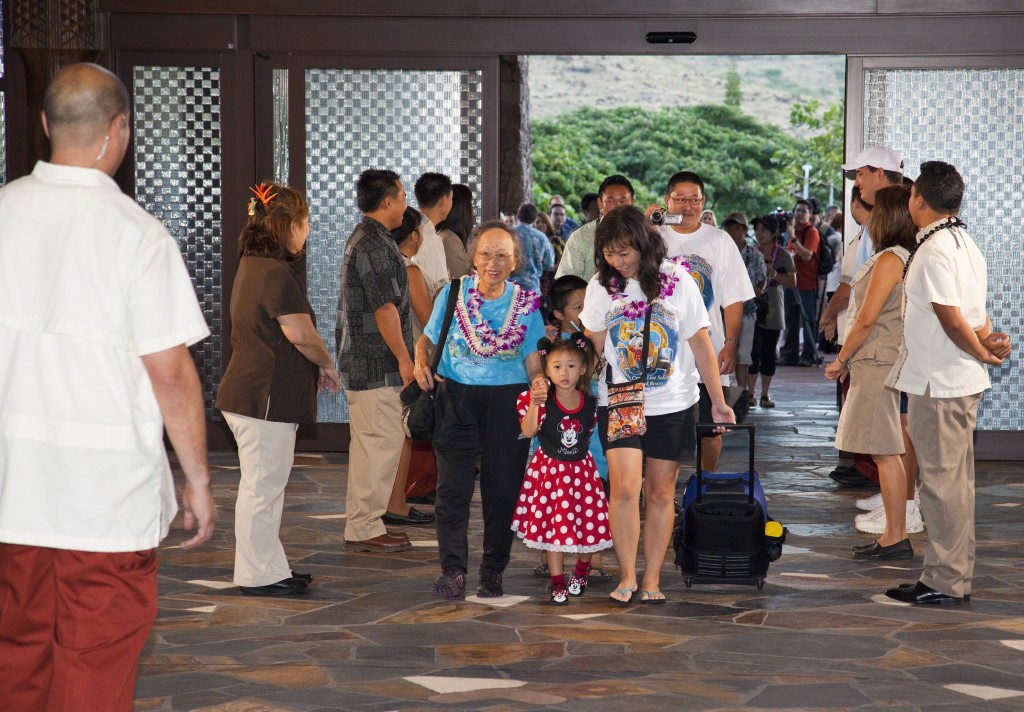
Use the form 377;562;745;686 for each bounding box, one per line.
247;182;278;216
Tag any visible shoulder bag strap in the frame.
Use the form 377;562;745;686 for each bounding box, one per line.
639;303;653;383
430;277;462;375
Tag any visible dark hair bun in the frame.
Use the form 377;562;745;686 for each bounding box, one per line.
537;337;554;353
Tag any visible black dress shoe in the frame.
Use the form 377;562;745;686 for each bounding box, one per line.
382;507;435;526
405;492;436;505
852;538;913;560
291;571;313;583
885;581;969;605
239;578;310;597
829;465;877;488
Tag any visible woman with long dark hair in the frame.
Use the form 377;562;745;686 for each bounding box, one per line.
216;183;340;596
580;206;734;605
436;183;475;279
826;184;918;560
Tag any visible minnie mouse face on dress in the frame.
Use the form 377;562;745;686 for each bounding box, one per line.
558;416;582;449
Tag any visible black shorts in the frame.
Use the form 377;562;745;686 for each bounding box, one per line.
697;382;720;439
598;404;696;462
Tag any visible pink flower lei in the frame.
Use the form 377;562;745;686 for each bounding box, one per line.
454;275;540;358
609;266;686;318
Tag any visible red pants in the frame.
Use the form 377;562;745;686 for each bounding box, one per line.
0;543;158;712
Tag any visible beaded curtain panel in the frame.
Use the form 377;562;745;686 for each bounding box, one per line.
133;66;223;417
863;68;1024;431
298;68;483;423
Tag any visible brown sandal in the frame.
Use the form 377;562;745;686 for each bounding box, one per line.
760;395;776;408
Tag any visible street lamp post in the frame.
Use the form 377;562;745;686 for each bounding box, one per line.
802;163;813;199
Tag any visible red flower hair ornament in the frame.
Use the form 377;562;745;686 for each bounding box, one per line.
247;182;278;216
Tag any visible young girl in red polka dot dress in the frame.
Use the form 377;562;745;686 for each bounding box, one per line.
511;333;613;605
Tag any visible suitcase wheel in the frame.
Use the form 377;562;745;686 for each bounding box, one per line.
756;578;764;590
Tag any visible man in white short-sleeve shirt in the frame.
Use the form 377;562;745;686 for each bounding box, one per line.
650;171;753;471
820;147;905;489
413;172;453;296
0;64;216;711
821;147;905;344
884;161;1011;606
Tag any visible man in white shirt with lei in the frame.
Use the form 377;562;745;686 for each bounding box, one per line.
884;161;1010;606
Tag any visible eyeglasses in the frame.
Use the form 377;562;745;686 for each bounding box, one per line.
476;251;514;264
667;195;704;206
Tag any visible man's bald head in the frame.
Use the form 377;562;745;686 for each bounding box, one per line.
43;63;129;146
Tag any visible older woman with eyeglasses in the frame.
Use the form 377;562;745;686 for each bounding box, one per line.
414;221;547;600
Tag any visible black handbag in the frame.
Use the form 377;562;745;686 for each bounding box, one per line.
401;277;461;440
754;294;770;328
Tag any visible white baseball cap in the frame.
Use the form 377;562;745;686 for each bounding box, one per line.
841;146;904;174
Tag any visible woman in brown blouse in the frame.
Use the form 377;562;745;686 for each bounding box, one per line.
216;183;340;597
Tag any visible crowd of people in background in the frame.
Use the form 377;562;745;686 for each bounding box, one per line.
0;63;1013;709
319;149;1009;610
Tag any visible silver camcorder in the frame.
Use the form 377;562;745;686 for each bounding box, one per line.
649;209;684;226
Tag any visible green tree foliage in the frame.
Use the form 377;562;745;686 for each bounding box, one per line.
774;99;845;204
532;104;802;220
725;62;742;108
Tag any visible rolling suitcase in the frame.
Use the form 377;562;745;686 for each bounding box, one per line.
673;423;784;589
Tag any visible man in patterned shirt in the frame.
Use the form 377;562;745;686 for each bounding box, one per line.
336;169;414;553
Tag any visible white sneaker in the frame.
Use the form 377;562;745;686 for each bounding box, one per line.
855;492;883;512
856;488;921;512
854;501;924;534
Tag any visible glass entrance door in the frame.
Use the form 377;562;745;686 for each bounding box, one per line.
848;57;1024;432
263;58;496;423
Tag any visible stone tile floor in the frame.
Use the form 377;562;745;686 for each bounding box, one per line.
142;364;1024;711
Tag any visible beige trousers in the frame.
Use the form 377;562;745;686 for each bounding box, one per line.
907;391;982;598
223;412;298;587
344;386;404;542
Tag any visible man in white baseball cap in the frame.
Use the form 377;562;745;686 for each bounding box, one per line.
821;145;907;490
841;145;905;178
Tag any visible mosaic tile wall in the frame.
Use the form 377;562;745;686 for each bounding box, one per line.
299;69;483;422
864;68;1024;431
0;92;6;185
133;66;222;417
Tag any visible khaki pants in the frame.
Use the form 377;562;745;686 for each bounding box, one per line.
907;391;982;598
224;411;298;587
345;386;404;542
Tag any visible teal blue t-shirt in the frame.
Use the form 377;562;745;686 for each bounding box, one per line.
424;278;545;386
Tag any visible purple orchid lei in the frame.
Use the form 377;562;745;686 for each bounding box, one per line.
454;276;540;358
609;266;687;318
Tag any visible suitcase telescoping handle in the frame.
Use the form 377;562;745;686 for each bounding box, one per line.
695;422;755;503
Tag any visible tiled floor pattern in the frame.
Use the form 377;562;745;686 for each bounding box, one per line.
140;365;1024;711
